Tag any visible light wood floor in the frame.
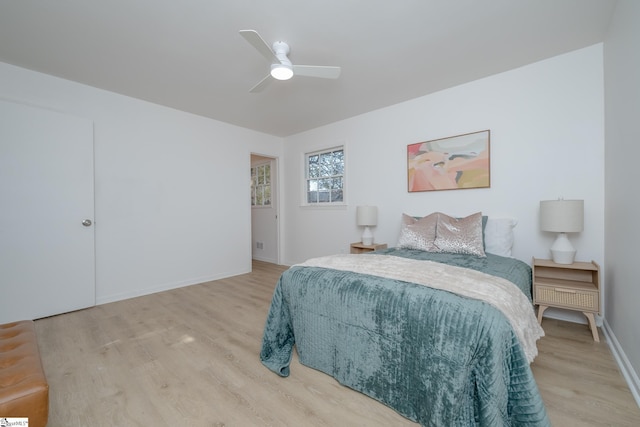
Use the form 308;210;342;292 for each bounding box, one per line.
35;260;640;426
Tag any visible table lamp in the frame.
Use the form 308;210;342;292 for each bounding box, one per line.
540;199;584;264
356;206;377;246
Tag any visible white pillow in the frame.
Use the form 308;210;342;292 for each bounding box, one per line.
484;217;517;257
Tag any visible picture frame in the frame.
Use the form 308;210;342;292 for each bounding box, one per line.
407;129;490;192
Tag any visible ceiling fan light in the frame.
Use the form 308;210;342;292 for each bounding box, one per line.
270;63;293;80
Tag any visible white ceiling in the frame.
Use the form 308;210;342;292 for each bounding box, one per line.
0;0;616;137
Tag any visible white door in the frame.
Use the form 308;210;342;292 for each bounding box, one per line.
251;155;279;264
0;100;95;323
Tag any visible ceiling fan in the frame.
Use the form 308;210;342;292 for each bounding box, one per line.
239;29;341;93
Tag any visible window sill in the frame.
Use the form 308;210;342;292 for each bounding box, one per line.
299;204;347;210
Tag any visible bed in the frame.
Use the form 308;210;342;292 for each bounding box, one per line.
260;212;550;426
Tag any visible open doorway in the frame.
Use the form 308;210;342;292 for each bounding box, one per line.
250;153;279;264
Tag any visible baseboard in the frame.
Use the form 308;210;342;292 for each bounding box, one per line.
602;319;640;408
252;255;278;264
95;269;250;305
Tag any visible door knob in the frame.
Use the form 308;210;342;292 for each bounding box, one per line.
82;219;92;227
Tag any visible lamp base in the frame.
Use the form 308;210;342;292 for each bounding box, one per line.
362;226;374;246
550;232;576;264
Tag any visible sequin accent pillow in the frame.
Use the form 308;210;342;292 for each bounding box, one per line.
397;212;439;251
434;212;486;257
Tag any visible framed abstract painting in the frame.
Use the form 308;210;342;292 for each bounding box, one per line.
407;130;490;192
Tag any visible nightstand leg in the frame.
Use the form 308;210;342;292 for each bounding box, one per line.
584;312;600;342
537;305;548;324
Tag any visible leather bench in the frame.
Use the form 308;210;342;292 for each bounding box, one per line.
0;320;49;427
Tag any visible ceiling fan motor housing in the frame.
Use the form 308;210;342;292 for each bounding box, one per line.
272;42;292;65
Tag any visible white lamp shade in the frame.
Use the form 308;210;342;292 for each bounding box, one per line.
356;206;377;226
357;206;377;245
540;199;584;264
540;200;584;232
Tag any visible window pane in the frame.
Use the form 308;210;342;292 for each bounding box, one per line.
318;190;330;203
320;152;332;172
308;154;319;178
318;178;331;190
309;164;318;178
264;186;271;205
333;150;344;175
251;163;271;206
251;165;255;199
304;146;344;204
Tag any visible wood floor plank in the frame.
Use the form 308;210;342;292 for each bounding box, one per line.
532;318;640;426
34;260;640;426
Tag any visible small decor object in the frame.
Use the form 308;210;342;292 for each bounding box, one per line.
356;205;378;245
540;199;584;264
407;130;490;192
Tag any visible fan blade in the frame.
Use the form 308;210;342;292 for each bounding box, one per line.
249;74;272;93
293;65;341;79
239;30;278;63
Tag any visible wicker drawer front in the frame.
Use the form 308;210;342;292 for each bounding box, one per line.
536;285;599;312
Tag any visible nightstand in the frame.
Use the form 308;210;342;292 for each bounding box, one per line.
350;242;387;254
532;257;600;342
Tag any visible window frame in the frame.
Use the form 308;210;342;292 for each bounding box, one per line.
251;160;272;208
302;144;346;207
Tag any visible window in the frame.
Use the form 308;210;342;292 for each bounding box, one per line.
251;162;271;206
305;146;344;204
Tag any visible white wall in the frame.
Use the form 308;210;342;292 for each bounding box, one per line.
1;45;605;317
0;61;283;305
603;0;640;403
283;46;605;306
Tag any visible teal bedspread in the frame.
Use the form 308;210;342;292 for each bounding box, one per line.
260;249;550;426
